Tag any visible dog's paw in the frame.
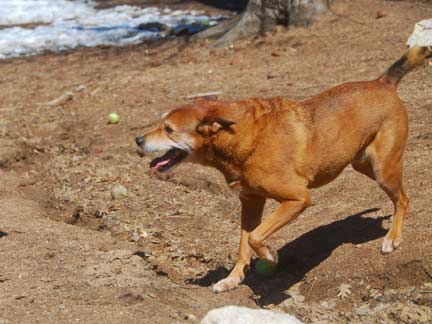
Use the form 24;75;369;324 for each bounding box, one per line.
381;235;401;254
212;276;242;294
266;248;279;265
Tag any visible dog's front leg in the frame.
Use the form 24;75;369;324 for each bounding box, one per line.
248;193;311;265
213;194;265;293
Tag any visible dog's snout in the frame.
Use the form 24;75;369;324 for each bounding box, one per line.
135;136;145;147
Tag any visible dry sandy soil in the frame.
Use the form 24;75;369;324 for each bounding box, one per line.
1;0;432;323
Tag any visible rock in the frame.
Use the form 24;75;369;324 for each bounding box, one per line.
66;206;83;225
292;294;305;303
407;19;432;47
111;183;127;200
137;22;171;33
375;11;386;19
75;84;87;92
185;314;198;322
130;228;148;242
201;306;303;324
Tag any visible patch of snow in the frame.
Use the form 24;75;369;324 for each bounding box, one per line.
0;0;92;25
0;0;220;59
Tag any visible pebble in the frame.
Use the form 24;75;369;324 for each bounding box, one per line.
184;314;197;322
130;229;148;242
111;183;127;200
75;84;87;92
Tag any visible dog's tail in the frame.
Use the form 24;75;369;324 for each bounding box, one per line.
378;46;431;86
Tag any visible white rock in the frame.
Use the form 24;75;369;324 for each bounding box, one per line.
200;306;303;324
111;183;127;200
407;19;432;48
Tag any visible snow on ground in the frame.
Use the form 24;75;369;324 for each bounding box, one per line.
0;0;220;59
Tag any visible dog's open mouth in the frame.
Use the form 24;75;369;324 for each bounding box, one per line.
149;148;188;172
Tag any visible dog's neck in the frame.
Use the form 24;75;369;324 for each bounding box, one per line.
205;139;246;184
199;98;292;185
202;108;259;184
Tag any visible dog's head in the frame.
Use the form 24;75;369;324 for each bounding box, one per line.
135;101;236;172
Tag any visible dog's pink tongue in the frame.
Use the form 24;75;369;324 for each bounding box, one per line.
153;159;169;170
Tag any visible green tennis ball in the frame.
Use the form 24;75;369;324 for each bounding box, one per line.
255;259;277;278
108;112;119;124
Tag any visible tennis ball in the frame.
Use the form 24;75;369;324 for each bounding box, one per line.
255;259;276;278
108;112;119;124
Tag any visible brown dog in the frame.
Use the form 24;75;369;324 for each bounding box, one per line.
136;46;431;293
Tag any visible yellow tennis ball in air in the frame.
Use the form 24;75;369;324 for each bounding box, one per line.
108;112;119;124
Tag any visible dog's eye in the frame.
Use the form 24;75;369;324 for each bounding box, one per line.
165;125;173;134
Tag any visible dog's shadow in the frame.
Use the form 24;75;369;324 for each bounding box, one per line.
188;208;388;305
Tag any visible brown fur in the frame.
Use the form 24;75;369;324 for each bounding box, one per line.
136;46;430;293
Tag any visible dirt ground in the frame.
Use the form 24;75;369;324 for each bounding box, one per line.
1;0;432;323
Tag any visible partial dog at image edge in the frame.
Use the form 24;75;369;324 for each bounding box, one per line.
135;45;431;293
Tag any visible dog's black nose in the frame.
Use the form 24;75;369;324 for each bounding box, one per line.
135;136;145;147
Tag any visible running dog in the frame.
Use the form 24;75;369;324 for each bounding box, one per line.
136;46;431;293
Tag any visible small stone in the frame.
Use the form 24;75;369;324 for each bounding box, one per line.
184;314;197;322
66;206;83;225
130;229;148;242
111;184;127;200
292;294;305;303
76;84;87;92
375;11;386;19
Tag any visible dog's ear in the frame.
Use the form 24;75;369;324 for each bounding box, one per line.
197;117;236;136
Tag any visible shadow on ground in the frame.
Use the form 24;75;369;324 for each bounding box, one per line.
188;208;388;305
0;231;8;238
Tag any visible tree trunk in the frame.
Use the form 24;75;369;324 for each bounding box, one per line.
197;0;329;46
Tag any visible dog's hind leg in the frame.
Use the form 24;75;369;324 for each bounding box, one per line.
375;160;409;254
213;195;265;293
354;124;409;254
352;154;375;181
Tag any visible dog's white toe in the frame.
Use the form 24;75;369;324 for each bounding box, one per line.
212;276;242;294
381;237;394;254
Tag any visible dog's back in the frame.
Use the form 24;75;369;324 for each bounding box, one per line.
300;80;405;186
